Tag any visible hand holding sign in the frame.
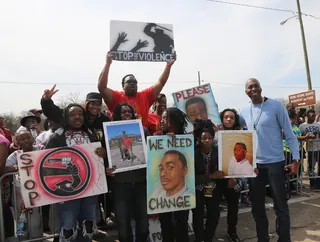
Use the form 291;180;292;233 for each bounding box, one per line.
43;84;59;100
166;51;176;67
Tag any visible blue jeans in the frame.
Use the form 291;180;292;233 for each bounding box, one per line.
251;161;291;242
113;181;149;242
57;196;97;242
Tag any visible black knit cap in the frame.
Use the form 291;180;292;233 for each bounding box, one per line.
86;92;102;103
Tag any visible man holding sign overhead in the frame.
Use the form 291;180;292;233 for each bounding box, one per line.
98;52;176;128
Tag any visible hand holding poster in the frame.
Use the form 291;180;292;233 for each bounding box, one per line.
103;119;147;173
172;84;222;132
110;20;175;62
218;131;257;178
147;135;195;214
17;142;108;208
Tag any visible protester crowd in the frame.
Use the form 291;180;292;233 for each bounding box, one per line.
0;52;318;242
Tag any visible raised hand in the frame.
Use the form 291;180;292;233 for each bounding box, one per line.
130;39;149;52
42;84;59;100
106;52;113;66
166;51;176;67
117;32;128;44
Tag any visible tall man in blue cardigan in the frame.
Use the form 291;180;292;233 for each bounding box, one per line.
240;78;300;242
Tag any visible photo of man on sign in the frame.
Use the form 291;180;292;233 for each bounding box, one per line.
172;84;222;132
147;135;196;214
153;150;191;198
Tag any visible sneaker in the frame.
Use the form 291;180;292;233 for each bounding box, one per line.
227;233;240;242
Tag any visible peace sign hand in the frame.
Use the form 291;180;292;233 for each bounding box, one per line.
43;84;59;100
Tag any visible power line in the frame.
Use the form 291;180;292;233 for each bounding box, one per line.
1;80;320;89
206;0;295;14
206;0;320;19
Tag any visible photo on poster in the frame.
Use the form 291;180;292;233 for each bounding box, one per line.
172;84;222;132
17;142;108;208
103;119;147;173
218;130;257;178
147;135;196;214
110;20;175;62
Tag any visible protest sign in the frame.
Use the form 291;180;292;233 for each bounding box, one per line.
110;20;175;62
147;134;195;214
218;131;257;178
17;142;108;208
104;119;147;173
172;83;222;132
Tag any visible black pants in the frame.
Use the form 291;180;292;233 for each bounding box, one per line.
251;162;291;242
159;210;189;242
192;180;240;242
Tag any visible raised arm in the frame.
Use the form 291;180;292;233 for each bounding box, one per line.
98;53;114;106
41;85;63;124
152;53;176;99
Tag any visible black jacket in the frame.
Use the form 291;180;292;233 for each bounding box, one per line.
41;98;110;165
194;145;219;186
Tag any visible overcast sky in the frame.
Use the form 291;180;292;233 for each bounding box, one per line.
1;0;319;115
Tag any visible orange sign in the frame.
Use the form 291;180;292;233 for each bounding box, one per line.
288;90;316;107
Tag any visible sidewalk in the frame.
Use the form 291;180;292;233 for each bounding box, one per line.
93;192;320;242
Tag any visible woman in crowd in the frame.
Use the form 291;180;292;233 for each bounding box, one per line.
5;130;45;239
192;119;224;242
148;93;167;135
1;133;14;240
218;108;259;242
46;104;106;242
106;102;149;242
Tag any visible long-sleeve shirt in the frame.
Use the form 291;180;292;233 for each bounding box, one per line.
240;98;299;164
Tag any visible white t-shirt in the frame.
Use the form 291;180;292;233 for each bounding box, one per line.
299;122;320;152
36;130;53;145
228;157;254;176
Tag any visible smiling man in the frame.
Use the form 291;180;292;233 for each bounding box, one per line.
239;78;299;242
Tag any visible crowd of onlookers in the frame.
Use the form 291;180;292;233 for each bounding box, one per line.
0;53;319;242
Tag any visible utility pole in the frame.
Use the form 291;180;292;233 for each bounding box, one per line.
296;0;312;91
198;71;201;86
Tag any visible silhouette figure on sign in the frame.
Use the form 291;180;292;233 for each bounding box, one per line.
144;23;174;54
111;32;149;52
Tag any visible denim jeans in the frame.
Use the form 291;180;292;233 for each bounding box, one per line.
112;181;149;242
57;196;97;242
251;161;291;242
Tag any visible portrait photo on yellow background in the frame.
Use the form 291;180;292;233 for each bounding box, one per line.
218;130;257;178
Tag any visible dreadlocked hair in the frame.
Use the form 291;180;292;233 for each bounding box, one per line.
166;107;189;134
193;119;215;145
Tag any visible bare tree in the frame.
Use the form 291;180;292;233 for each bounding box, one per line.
56;92;84;108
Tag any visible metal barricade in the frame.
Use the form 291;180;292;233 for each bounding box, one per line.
301;142;320;189
0;172;58;242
